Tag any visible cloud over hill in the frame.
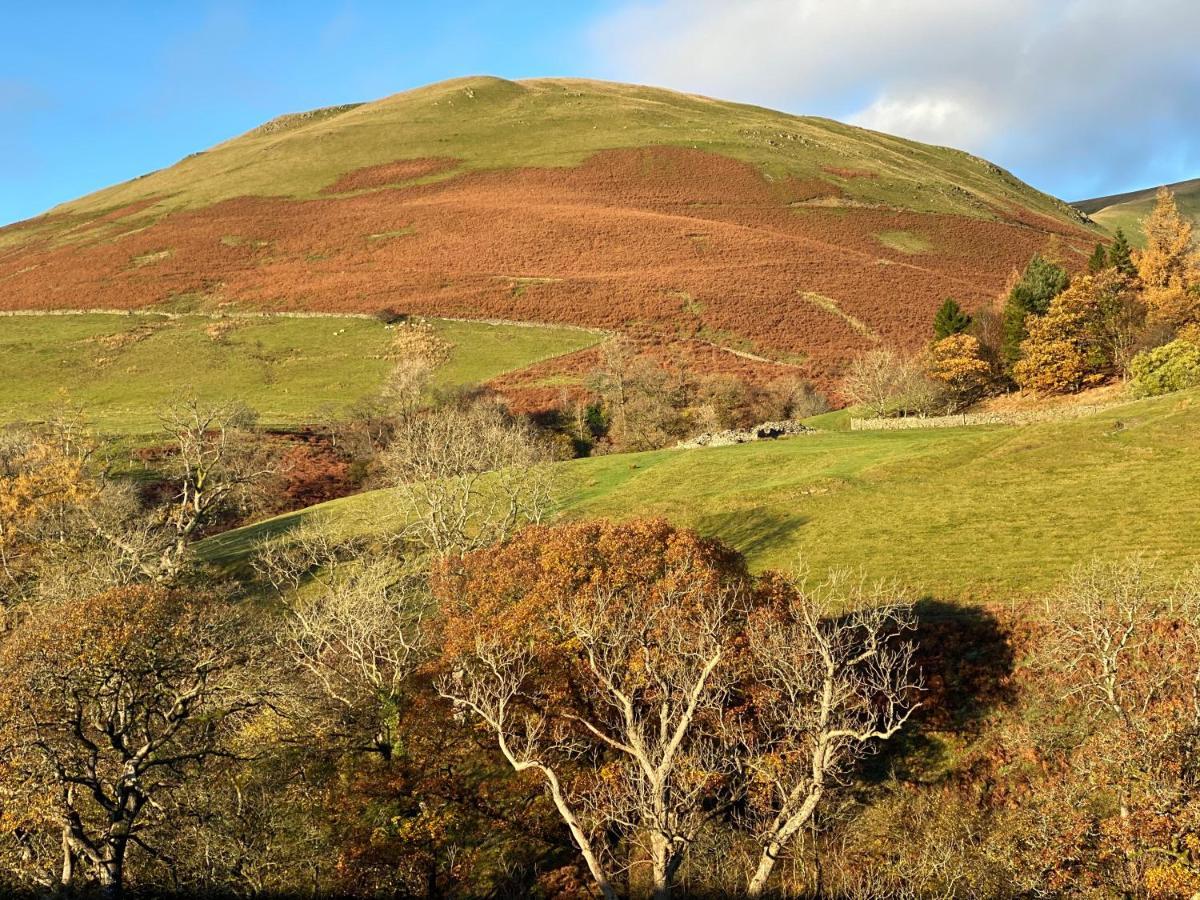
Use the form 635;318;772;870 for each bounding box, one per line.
591;0;1200;200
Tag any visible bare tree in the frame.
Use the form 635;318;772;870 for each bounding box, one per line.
382;319;453;417
1037;558;1200;892
251;515;361;595
1042;556;1174;723
382;400;556;556
158;399;274;556
841;349;944;418
743;571;921;898
279;554;427;758
439;579;749;900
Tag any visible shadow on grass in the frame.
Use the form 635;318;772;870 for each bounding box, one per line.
694;505;809;562
864;598;1017;783
195;508;310;568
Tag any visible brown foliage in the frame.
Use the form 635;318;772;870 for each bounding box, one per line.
0;147;1096;393
0;585;257;892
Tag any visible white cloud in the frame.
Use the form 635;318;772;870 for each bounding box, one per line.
589;0;1200;199
852;92;994;149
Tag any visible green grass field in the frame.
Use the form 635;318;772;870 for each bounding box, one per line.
198;389;1200;600
24;77;1083;234
0;313;600;433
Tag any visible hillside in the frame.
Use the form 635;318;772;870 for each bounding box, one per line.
1075;176;1200;244
199;388;1200;598
0;76;1099;391
0;312;600;432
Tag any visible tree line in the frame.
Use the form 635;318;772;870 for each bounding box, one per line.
4;380;1200;896
843;187;1200;416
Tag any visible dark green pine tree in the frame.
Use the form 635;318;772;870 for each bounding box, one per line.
1108;227;1137;277
1001;253;1070;368
932;297;972;339
1087;242;1108;274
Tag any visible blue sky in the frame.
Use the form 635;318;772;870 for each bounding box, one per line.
3;1;1198;226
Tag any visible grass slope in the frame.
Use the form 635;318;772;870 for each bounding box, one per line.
26;76;1082;230
0;313;600;433
198;389;1200;599
1075;177;1200;245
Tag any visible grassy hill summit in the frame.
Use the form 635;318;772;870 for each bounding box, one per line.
34;76;1085;223
0;76;1099;390
1076;176;1200;244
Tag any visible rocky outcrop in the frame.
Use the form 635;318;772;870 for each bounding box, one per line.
676;420;813;449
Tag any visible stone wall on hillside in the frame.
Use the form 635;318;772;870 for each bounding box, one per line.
677;420;813;449
850;403;1125;431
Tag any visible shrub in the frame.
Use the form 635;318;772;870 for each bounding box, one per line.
923;334;992;410
1128;339;1200;397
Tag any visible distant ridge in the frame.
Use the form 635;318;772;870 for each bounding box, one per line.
1074;177;1200;213
1074;176;1200;243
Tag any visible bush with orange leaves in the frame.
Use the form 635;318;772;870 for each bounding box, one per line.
432;518;919;900
922;333;993;410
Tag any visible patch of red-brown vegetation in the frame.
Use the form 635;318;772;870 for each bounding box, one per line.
319;157;458;194
822;166;878;179
0;147;1097;392
90;197;165;225
267;434;357;513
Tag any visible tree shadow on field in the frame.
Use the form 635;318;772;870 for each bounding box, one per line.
863;597;1018;783
694;505;809;562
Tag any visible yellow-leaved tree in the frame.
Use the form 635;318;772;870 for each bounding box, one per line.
1013;271;1143;394
1137;187;1200;328
922;334;992;410
0;433;93;597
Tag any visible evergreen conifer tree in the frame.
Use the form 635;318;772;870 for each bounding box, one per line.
933;297;972;339
1108;227;1136;277
1001;253;1070;368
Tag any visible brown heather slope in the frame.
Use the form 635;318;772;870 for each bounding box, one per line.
0;78;1098;393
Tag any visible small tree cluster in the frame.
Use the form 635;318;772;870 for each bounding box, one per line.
585;337;828;451
841;348;945;417
1013;270;1145;394
1001;253;1070;368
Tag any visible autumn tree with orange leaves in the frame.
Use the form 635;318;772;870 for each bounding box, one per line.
433;519;920;899
0;586;259;896
922;333;993;410
0;422;95;604
434;519;753;899
1137;187;1200;329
